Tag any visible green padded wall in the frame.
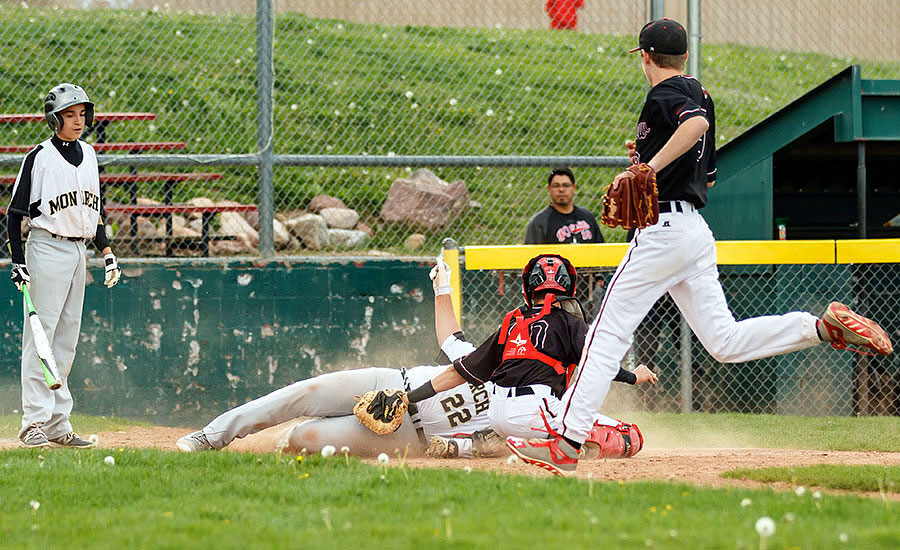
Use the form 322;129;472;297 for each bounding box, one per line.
0;258;438;424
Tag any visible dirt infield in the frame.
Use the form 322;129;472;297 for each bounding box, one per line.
5;423;898;499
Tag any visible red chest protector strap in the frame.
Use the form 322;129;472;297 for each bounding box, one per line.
497;295;576;382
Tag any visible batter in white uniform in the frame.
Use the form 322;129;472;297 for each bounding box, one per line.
8;83;121;448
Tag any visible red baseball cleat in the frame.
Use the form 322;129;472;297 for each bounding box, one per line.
506;435;579;477
819;302;893;356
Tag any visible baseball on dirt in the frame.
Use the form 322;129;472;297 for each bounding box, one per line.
103;455;115;466
755;517;776;537
321;445;336;457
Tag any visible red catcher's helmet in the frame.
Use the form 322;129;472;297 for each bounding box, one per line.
521;254;577;307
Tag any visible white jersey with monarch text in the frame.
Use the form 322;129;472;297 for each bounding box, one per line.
403;365;492;438
10;138;101;239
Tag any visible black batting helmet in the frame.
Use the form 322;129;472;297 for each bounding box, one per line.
521;254;577;307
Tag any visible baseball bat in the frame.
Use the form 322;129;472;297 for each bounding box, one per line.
21;285;62;390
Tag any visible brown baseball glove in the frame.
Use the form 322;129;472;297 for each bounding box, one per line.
600;163;659;230
353;389;408;435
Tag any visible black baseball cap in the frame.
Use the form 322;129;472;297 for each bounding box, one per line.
628;18;687;55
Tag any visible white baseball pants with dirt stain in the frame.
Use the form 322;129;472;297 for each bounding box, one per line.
559;201;822;444
20;229;86;439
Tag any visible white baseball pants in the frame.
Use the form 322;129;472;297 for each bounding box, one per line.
488;384;619;439
20;229;86;439
201;367;477;457
560;203;822;443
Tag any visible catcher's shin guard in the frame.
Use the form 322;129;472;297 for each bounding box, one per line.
819;302;893;356
581;421;643;459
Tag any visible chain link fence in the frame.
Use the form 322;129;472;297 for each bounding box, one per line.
461;261;900;417
1;1;899;256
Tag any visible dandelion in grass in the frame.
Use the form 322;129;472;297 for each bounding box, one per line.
813;491;822;500
783;512;795;523
494;69;503;76
29;500;39;512
506;454;518;465
321;445;336;457
290;104;298;111
839;533;848;544
485;109;494;117
741;497;753;508
442;508;452;539
449;98;458;106
794;486;806;497
755;517;775;550
405;91;414;100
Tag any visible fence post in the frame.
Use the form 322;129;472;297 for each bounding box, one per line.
650;0;665;20
687;0;702;82
680;314;693;413
256;0;275;258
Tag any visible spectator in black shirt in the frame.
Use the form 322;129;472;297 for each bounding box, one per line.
524;167;603;244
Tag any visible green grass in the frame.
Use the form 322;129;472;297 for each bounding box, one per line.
0;449;897;549
725;464;900;493
2;8;899;253
628;412;900;452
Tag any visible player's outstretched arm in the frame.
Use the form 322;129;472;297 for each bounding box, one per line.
632;364;659;385
431;257;460;344
405;365;466;405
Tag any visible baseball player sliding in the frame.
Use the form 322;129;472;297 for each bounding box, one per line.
357;254;657;461
508;19;894;476
8;83;121;449
177;260;652;459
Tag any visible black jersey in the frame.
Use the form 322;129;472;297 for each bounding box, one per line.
634;74;716;208
524;205;604;244
452;306;586;397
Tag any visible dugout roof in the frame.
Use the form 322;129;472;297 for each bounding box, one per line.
704;65;900;240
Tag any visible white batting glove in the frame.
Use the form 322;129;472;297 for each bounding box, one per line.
103;253;121;288
429;257;452;296
10;263;29;291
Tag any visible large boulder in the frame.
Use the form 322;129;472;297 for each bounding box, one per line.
320;207;360;230
284;213;329;250
308;194;347;213
328;229;369;248
380;169;468;230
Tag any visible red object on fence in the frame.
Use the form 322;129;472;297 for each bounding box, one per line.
545;0;584;30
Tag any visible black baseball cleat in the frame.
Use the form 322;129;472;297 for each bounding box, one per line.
49;432;94;448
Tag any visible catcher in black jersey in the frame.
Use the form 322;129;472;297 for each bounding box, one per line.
402;253;657;459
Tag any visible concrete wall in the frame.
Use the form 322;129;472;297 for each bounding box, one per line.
0;257;438;424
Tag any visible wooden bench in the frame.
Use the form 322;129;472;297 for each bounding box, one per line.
0;171;222;204
0;112;157;144
105;204;258;257
0;142;186;154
